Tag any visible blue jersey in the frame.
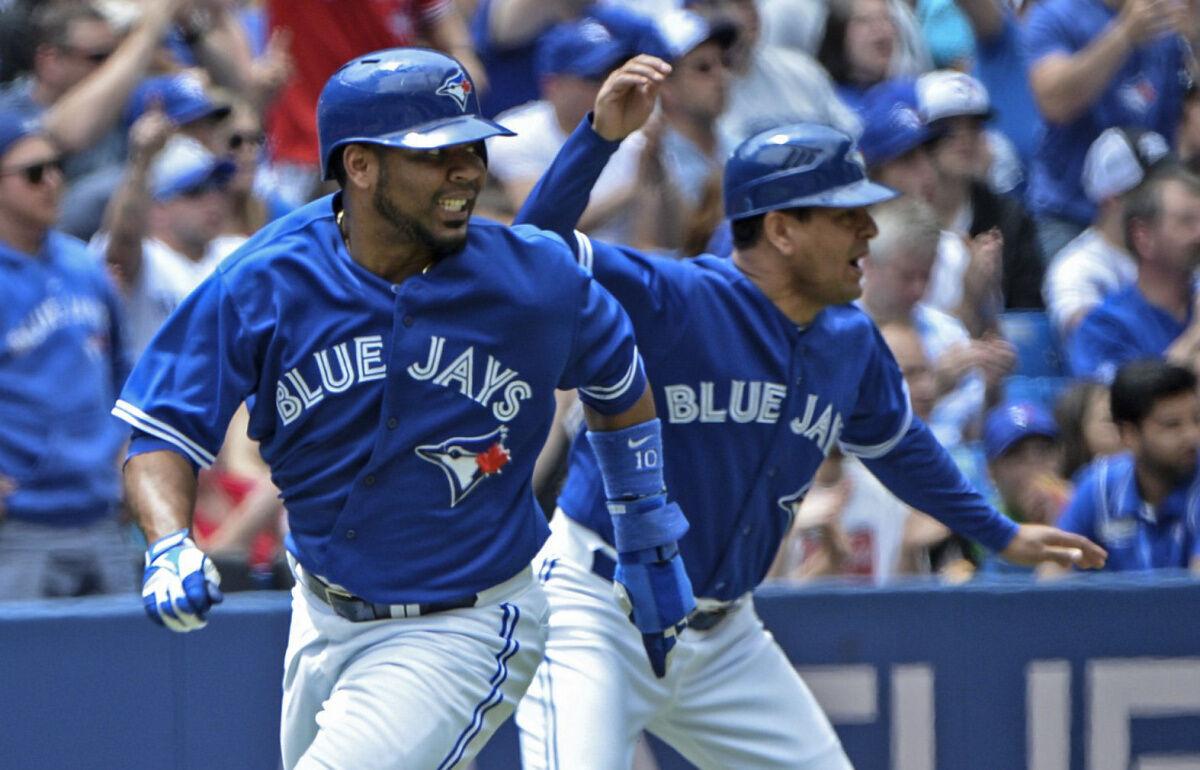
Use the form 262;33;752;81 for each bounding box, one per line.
0;232;126;524
1068;285;1188;383
113;195;647;603
519;120;1020;600
1021;0;1188;224
1059;453;1200;571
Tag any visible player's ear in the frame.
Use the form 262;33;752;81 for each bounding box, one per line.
761;209;797;257
341;143;379;191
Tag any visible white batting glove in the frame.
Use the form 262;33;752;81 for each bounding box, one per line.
142;529;223;632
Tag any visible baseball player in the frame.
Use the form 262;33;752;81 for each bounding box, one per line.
513;55;1109;769
112;48;694;769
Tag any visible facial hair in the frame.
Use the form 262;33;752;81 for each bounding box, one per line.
372;161;469;262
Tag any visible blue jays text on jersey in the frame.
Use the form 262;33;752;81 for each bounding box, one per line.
0;232;126;524
518;119;1020;601
113;194;647;603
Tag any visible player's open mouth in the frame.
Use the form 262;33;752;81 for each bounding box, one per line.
439;197;470;212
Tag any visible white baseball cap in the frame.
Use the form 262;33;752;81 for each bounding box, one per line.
915;70;992;123
150;136;235;202
1081;126;1171;203
651;9;737;62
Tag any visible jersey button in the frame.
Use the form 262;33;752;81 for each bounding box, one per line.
345;530;357;540
364;475;376;486
386;417;398;430
742;525;752;535
390;284;400;294
403;315;414;327
767;466;777;478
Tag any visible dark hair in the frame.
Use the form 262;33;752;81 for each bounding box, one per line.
1122;164;1200;257
33;3;106;49
730;207;813;250
816;0;856;86
1054;381;1108;478
1110;359;1198;427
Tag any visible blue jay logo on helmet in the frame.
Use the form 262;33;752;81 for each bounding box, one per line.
436;70;473;112
416;426;512;506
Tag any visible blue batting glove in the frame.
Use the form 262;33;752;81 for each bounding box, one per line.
142;529;223;633
613;545;695;678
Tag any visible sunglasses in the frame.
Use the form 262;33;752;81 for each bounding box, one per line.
228;131;266;151
0;158;64;185
62;46;114;64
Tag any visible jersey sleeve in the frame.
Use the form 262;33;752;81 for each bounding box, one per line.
860;417;1020;553
111;270;259;469
1067;308;1131;383
838;323;913;458
1020;1;1072;65
560;266;648;416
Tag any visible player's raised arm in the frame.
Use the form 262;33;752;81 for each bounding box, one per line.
515;55;671;241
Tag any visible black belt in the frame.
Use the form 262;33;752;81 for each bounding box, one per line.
298;568;476;623
589;550;733;632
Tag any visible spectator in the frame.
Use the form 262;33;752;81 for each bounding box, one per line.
861;196;1015;446
816;0;906;112
686;0;859;147
974;401;1073;573
0;112;135;599
470;0;591;118
950;0;1041;166
98;121;242;364
916;70;1044;315
762;0;932;78
629;9;736;253
1068;166;1200;381
983;401;1069;526
1054;380;1122;480
1178;83;1200;174
0;1;192;239
218;95;291;237
1022;0;1194;262
857;78;939;204
1044;126;1169;340
263;0;487;208
1056;360;1200;573
487;18;642;239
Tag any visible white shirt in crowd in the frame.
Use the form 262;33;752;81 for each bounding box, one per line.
91;233;245;363
487;100;645;243
1042;227;1136;338
835;456;912;583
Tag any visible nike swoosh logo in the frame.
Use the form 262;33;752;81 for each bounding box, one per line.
627;436;652;449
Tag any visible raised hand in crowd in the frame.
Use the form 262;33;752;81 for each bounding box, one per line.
959;227;1004;337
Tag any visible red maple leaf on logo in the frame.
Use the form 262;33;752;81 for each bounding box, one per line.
475;442;510;475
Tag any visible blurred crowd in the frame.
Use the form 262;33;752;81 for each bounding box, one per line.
2;0;1200;599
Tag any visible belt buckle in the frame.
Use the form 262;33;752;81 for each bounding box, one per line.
325;592;377;623
688;604;732;632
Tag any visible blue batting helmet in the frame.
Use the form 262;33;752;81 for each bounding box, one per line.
316;47;515;180
723;123;898;220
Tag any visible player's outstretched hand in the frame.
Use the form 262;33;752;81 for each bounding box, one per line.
613;543;696;678
1000;523;1107;570
593;54;672;142
142;529;223;632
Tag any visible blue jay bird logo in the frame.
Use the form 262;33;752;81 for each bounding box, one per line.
436;70;473;111
416;426;511;506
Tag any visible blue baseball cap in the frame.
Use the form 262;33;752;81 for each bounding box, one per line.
536;18;629;80
856;78;937;168
124;73;232;129
0;110;42;160
150;136;235;201
983;402;1059;460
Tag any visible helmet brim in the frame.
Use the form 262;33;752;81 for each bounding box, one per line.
322;114;517;178
731;179;899;219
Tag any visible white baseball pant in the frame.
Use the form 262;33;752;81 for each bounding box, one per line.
516;513;853;770
281;562;548;769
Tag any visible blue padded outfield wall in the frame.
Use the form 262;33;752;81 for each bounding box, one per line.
2;574;1199;770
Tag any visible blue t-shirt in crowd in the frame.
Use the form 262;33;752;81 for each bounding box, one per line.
974;13;1040;166
1021;0;1188;224
1059;453;1200;571
471;0;542;118
1068;284;1189;382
